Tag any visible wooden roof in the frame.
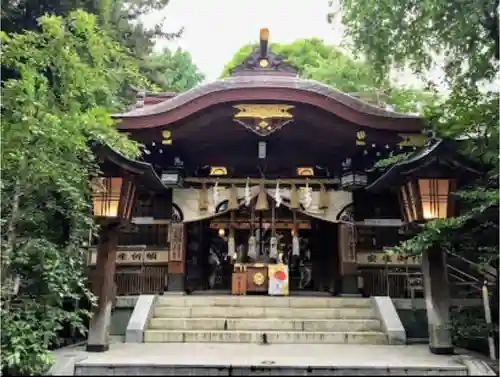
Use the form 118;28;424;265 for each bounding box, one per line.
114;75;425;132
113;29;425;133
90;141;168;192
366;138;483;192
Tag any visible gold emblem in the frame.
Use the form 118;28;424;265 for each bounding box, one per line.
233;104;294;119
233;104;295;137
253;272;265;286
297;167;314;176
209;166;227;176
162;130;172;145
356;130;366;146
259;59;269;68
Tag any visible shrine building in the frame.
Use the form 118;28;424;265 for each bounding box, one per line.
87;29;479;300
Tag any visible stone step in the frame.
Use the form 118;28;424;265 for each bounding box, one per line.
149;317;382;332
144;330;388;344
156;295;372;308
153;305;376;319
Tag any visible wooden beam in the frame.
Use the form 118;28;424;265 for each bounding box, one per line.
184;177;340;185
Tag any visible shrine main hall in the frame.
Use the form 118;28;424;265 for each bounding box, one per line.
85;29;489;358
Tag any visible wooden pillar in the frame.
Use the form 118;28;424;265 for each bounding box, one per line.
86;224;120;352
422;247;454;354
167;222;185;291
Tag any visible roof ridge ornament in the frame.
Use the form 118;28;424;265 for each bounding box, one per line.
229;28;298;77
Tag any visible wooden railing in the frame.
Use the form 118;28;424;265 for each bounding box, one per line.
360;267;484;299
88;266;167;296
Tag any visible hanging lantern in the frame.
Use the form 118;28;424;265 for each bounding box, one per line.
399;178;454;223
340;171;368;190
160;167;184;187
92;176;136;222
340;157;367;191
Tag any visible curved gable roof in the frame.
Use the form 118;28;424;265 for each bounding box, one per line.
114;75;425;132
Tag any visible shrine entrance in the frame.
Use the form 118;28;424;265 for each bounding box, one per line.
183;195;340;295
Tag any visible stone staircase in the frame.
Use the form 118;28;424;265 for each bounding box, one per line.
144;296;389;344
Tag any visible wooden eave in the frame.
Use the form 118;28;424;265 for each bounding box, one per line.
366;139;484;192
113;75;426;132
90;141;169;192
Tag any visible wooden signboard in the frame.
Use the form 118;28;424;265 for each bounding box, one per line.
88;249;169;266
356;252;422;266
169;223;185;262
339;223;357;275
168;223;185;274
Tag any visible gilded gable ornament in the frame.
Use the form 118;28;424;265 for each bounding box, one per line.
233;104;295;136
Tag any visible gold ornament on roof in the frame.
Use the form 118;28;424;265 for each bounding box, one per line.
233;104;294;119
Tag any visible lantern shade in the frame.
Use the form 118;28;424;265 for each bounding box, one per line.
340;172;367;190
92;176;136;221
399;178;453;223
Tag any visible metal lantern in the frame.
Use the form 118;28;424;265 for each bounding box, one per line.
399;178;454;223
160;168;184;188
340;171;368;190
92;176;136;222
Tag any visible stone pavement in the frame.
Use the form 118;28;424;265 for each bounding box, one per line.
48;341;497;375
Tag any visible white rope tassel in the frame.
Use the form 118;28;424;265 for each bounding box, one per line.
212;181;219;208
228;236;236;260
292;235;300;257
303;181;313;209
244;178;251;207
269;236;278;259
274;181;282;208
248;236;257;260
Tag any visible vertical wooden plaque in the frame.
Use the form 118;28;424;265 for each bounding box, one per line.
169;223;185;262
339;223;358;275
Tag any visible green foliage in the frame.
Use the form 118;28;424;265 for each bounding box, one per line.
332;0;499;82
220;38;436;113
333;0;499;345
142;47;205;92
1;11;147;375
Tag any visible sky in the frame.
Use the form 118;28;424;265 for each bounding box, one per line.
145;0;345;82
142;0;462;90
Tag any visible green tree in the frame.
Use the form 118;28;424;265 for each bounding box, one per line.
1;0;180;59
1;10;147;375
221;38;436;112
333;0;499;349
142;47;205;92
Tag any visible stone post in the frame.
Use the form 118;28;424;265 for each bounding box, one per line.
86;225;119;352
422;247;454;354
341;275;361;296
